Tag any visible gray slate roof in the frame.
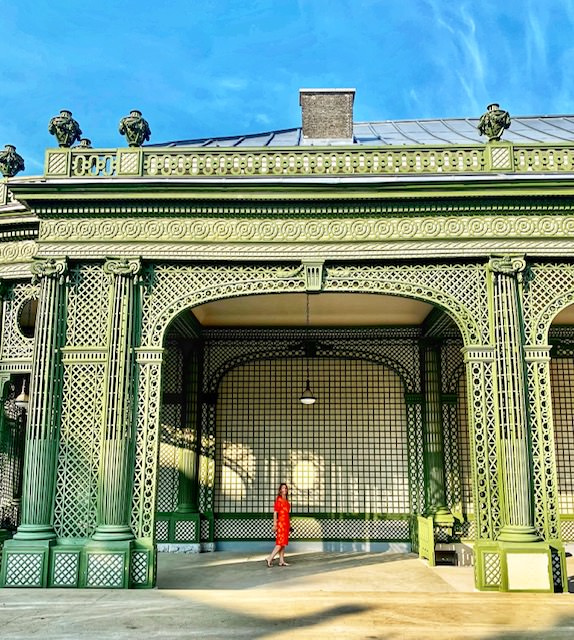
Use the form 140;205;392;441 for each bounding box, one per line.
151;116;574;148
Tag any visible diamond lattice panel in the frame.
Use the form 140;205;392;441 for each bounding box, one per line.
66;265;109;347
54;363;104;538
53;552;80;587
86;553;124;588
5;553;43;586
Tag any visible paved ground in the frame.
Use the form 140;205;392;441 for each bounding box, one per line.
0;551;572;639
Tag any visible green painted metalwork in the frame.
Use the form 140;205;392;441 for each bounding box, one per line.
421;340;451;521
488;257;539;542
43;142;574;179
92;259;140;542
15;259;67;542
1;123;573;592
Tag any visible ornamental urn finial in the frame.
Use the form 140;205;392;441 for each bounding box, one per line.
0;144;25;177
48;110;82;147
118;109;151;147
478;103;511;142
78;138;92;149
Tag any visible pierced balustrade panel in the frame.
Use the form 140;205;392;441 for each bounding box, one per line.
47;144;574;180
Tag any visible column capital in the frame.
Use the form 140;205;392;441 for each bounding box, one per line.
30;257;68;284
488;255;526;278
103;257;141;278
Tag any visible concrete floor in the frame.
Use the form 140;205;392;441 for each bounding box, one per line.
0;551;572;639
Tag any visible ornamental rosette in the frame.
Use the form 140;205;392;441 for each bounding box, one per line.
0;144;25;177
478;103;511;142
118;110;151;147
48;110;82;148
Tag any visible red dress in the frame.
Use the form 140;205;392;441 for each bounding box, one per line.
274;496;291;546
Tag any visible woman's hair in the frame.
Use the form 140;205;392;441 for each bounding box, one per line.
277;483;289;497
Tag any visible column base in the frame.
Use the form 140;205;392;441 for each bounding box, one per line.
474;538;566;592
84;538;134;588
91;524;135;542
497;524;540;543
13;524;57;541
430;507;455;528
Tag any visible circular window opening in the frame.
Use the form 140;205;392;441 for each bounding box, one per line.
18;299;38;338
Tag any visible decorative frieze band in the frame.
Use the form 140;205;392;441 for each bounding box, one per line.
60;347;107;364
523;345;552;362
0;241;38;264
135;347;164;364
38;215;574;245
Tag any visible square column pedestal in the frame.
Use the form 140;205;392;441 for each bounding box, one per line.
475;539;567;592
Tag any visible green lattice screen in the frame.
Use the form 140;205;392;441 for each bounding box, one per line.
549;357;574;514
214;358;409;514
0;385;25;531
456;373;474;515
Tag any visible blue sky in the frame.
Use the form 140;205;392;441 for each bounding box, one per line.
2;0;574;174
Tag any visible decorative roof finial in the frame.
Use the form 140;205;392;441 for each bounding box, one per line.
48;110;82;148
0;144;25;177
478;103;511;142
118;110;151;147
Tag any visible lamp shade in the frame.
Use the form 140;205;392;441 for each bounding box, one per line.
300;379;316;405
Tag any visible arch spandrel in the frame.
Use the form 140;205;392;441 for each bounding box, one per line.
523;263;574;346
141;262;489;349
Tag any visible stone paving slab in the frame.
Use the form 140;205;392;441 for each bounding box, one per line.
0;552;571;640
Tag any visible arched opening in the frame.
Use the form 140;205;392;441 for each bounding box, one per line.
153;291;472;558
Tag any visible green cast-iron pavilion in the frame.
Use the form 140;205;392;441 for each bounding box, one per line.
0;89;573;592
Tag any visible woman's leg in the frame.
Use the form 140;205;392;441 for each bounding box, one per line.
267;544;281;566
279;546;289;565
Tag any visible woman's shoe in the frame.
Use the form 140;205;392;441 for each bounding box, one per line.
278;561;290;566
266;557;273;568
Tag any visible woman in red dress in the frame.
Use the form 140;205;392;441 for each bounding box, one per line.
266;483;291;567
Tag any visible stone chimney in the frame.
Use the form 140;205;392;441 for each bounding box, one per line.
299;88;355;145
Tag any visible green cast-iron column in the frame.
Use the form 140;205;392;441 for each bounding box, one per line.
421;340;453;526
92;258;140;541
176;343;200;514
488;256;539;543
15;258;67;541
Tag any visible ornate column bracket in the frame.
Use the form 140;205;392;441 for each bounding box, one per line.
276;260;324;292
92;258;141;542
487;255;539;543
15;258;68;541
